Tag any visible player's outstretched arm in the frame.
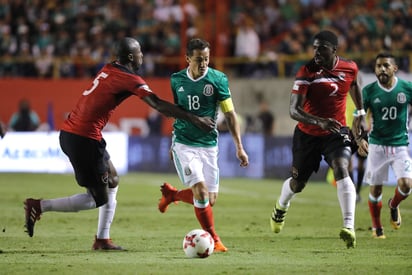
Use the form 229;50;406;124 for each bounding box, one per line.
142;93;215;132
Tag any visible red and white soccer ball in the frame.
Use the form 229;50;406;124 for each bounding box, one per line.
182;229;214;258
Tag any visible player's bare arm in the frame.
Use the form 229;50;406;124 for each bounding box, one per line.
289;93;341;134
349;79;366;135
142;93;215;132
223;110;249;167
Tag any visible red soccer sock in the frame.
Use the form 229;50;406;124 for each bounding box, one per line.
368;199;382;229
175;188;194;204
389;186;409;208
194;204;220;243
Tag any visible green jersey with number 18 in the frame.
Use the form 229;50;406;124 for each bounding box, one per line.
170;67;231;147
363;77;412;146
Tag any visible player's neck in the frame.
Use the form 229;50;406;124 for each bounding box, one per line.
381;76;397;89
325;56;337;70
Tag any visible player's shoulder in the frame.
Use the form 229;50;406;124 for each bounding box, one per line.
397;77;412;87
337;56;358;71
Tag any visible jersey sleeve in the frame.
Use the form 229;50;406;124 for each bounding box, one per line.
291;66;309;95
130;74;153;99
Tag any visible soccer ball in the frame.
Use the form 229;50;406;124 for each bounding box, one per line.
182;229;214;258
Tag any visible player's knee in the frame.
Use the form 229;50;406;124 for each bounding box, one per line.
88;187;108;207
94;194;108;207
290;179;306;193
109;175;119;188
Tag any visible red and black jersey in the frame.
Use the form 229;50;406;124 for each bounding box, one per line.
61;62;152;140
292;56;358;136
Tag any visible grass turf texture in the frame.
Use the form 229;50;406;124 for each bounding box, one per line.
0;172;411;275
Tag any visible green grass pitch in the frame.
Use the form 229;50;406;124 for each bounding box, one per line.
0;172;411;274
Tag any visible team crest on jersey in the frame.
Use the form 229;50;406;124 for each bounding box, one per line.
184;167;192;176
397;93;406;103
203;84;214;96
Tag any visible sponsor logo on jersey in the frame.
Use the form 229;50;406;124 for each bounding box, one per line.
338;72;345;80
178;86;185;92
373;98;381;104
397;93;406;103
203;84;214;96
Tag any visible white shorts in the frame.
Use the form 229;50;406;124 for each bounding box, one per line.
171;142;219;193
364;144;412;185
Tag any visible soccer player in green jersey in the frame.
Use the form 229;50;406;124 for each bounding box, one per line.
363;53;412;239
158;38;249;252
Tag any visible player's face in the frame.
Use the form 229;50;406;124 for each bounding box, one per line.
313;39;336;68
186;48;210;79
375;57;397;85
130;42;144;71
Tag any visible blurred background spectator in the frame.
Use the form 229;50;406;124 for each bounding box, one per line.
8;98;40;131
0;0;411;78
146;108;163;136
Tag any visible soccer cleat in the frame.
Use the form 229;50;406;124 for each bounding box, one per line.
388;199;401;230
213;241;228;252
372;227;386;239
24;198;42;237
92;236;124;251
339;228;356;248
270;202;288;233
158;182;178;213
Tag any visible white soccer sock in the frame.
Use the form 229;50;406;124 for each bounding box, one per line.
278;177;295;209
96;186;118;239
40;193;96;212
336;177;356;230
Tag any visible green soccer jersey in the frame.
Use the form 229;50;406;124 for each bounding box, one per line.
170;67;231;147
363;77;412;146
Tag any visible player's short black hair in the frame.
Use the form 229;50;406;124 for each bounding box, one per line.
116;37;138;64
186;38;210;56
313;30;338;46
376;52;395;60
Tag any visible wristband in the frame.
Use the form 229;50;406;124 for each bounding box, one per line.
353;109;366;117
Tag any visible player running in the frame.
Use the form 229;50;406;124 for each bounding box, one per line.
363;53;412;239
24;37;215;250
157;38;249;253
269;30;367;248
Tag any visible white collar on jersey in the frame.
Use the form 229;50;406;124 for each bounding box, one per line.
186;67;209;81
377;76;398;92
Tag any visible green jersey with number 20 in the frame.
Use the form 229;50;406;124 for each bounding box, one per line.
363;77;412;146
171;67;231;147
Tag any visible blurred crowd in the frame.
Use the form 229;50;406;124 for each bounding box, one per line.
0;0;411;78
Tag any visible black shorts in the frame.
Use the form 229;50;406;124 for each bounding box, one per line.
59;130;110;188
291;126;352;182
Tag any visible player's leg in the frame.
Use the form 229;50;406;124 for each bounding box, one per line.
356;155;366;201
326;138;356;248
363;144;388;238
388;147;412;229
158;142;195;212
93;156;123;250
199;149;227;252
24;131;98;237
368;185;385;238
271;128;317;234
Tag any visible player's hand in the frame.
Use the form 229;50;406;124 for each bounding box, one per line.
193;116;216;132
352;115;366;138
356;138;368;157
318;118;342;134
237;148;249;167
